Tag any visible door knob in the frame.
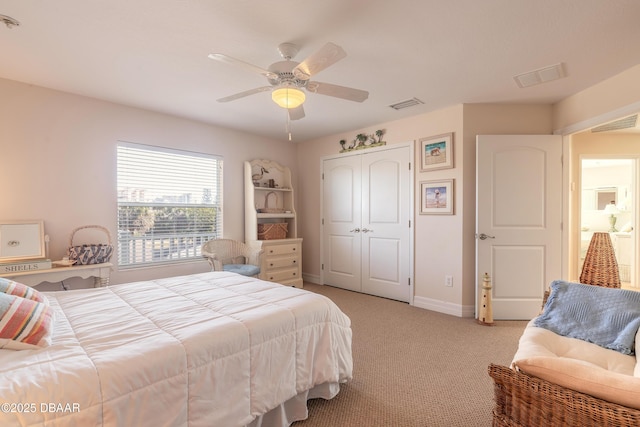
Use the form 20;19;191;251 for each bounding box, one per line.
349;228;361;233
477;233;495;240
361;228;373;233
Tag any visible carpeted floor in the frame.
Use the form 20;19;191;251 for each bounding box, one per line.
294;283;528;427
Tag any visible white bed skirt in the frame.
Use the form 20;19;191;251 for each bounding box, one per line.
247;382;341;427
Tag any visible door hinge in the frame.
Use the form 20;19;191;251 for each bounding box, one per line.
321;218;324;225
408;162;411;171
321;263;324;270
409;219;411;228
322;172;324;180
408;278;411;286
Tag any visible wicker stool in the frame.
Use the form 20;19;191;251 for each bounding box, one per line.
579;232;621;288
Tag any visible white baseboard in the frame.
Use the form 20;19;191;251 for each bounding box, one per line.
301;273;321;284
304;274;475;318
412;295;475;318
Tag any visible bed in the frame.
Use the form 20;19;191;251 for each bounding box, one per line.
0;271;353;426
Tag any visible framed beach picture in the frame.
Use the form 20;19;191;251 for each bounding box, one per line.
420;180;454;215
419;132;454;172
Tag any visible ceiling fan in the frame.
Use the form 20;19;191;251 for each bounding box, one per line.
208;42;369;122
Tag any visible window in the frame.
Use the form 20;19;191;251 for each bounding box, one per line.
117;142;222;267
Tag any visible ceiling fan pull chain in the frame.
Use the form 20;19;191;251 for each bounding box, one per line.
286;110;292;141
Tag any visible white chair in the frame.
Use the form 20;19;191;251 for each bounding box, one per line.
201;239;262;277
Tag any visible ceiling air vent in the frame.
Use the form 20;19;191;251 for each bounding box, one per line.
514;63;566;88
591;115;638;133
389;98;424;110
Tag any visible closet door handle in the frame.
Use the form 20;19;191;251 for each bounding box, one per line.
477;233;495;240
350;228;361;233
362;228;373;233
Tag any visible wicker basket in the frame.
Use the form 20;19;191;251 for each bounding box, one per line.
580;232;621;288
257;223;288;240
67;225;114;265
259;191;285;214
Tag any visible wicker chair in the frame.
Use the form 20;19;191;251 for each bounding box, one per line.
201;239;263;277
489;364;640;426
580;232;621;288
489;237;631;426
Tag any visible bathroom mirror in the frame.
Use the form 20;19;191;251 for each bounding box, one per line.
595;187;617;210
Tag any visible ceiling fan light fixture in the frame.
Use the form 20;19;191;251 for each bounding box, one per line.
272;87;305;109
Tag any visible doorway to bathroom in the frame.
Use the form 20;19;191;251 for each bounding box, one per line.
580;158;635;288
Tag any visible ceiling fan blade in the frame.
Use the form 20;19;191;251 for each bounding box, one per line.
292;42;346;80
306;81;369;102
208;53;278;79
217;86;272;103
288;105;305;121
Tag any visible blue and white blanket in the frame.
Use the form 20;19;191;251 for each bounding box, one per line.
535;280;640;355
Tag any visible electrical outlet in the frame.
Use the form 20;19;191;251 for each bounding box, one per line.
445;275;453;287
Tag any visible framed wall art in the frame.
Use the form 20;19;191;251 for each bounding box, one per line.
419;132;454;172
0;220;46;261
420;179;454;215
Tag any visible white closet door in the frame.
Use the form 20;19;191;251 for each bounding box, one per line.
322;145;412;302
322;155;362;292
361;148;411;302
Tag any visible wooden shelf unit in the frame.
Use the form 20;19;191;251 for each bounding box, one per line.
244;160;302;288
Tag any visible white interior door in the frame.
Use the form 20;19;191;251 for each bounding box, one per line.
322;145;412;302
361;149;411;301
476;135;562;320
322;155;362;292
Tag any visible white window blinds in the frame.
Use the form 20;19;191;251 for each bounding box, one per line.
117;142;222;267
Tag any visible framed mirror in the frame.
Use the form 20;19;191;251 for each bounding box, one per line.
595;187;617;210
0;220;45;262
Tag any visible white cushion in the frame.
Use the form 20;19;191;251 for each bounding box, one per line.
223;264;260;277
512;320;636;376
512;320;640;409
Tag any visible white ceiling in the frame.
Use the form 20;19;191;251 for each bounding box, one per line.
1;1;640;142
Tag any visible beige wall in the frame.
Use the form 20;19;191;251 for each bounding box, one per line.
297;104;553;316
0;77;297;287
296;105;464;313
553;64;640;132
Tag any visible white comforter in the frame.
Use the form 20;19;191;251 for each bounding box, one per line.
0;272;353;427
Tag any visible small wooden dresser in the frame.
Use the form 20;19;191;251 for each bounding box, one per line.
259;238;302;288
